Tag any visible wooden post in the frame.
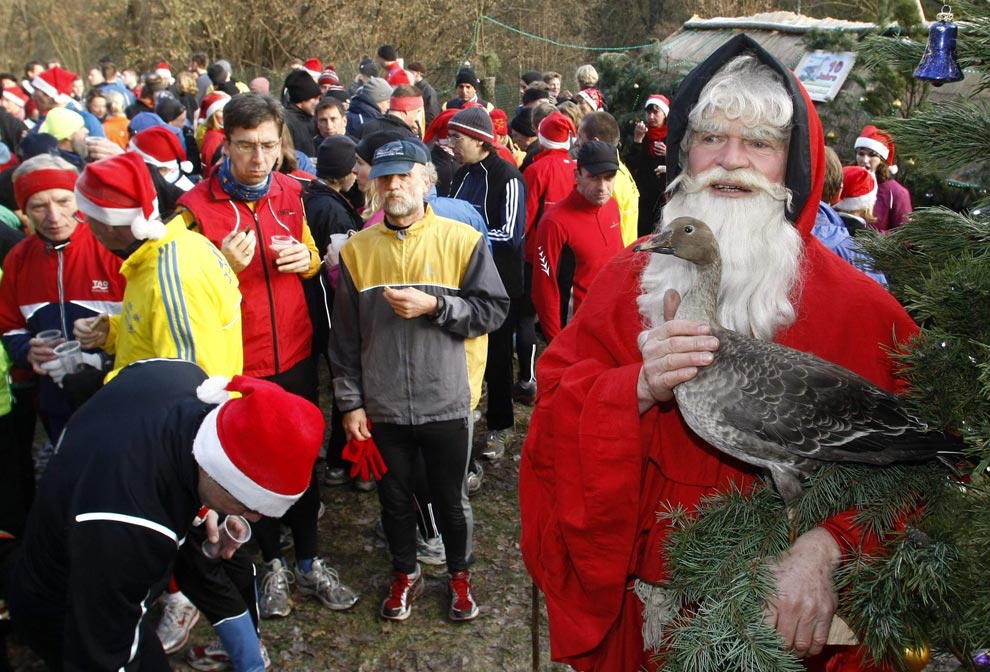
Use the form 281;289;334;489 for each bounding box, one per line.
532;582;541;671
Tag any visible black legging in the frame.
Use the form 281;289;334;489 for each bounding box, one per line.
253;358;322;563
375;419;471;574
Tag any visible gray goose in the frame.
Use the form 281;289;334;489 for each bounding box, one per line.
635;217;957;505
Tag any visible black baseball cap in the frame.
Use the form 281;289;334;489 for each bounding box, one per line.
577;140;619;175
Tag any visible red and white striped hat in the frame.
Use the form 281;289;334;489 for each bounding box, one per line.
193;375;325;517
75;152;166;240
644;94;670;115
32;66;77;106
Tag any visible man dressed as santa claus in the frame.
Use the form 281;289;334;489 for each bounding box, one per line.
519;35;917;672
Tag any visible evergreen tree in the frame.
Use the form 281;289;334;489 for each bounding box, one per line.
647;3;990;670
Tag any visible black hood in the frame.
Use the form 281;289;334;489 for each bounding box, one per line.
665;34;823;231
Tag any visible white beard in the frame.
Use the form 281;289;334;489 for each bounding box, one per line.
637;168;804;341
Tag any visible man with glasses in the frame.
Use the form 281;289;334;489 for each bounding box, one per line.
177;93;359;653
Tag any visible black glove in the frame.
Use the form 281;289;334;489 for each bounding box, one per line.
62;364;106;408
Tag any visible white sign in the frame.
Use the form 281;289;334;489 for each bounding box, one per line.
795;50;856;102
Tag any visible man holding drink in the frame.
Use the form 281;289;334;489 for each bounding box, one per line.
8;359;324;671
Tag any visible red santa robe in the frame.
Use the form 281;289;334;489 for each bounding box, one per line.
519;35;919;672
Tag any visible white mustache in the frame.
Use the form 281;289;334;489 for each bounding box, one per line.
676;167;790;202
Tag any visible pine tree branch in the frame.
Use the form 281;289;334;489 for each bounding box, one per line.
874;102;990;180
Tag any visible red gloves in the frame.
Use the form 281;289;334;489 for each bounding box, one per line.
342;420;388;482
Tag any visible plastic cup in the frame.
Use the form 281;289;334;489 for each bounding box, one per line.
53;340;83;373
36;329;64;347
270;235;294;253
201;515;252;559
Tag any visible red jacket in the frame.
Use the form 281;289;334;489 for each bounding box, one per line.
178;172;313;378
531;190;623;342
519;37;918;672
0;226;124;423
522;148;575;264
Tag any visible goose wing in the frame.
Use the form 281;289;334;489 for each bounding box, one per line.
707;326;950;465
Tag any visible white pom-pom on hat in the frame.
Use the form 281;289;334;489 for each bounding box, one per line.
196;375;233;404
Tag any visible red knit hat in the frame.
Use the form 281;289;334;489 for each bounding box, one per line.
855;125;898;174
490;109;509;136
834;165;878;213
198;91;230;125
303;58;323;80
577;87;604;112
537;112;576;150
32;66;77;105
318;69;339;86
129;126;192;173
2;86;29;109
75;153;166;240
193;375;325;517
644;94;670;115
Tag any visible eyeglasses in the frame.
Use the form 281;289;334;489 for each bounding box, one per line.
230;140;281;154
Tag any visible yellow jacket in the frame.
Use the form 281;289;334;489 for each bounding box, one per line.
614;160;641;247
105;216;243;380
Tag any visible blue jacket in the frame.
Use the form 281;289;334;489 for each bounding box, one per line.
813;203;887;286
345;95;383;139
426;187;492;253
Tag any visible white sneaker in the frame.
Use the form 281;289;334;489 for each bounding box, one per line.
185;638;272;671
294;558;359;610
258;558;293;618
156;590;199;654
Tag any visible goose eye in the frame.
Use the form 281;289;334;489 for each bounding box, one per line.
683;224;695;234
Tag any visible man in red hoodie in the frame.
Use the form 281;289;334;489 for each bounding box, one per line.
519;35;918;671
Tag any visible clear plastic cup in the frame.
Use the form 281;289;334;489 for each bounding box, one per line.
270;235;294;253
36;329;64;347
201;515;252;559
53;340;83;373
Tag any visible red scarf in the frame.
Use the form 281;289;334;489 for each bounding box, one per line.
647;124;667;159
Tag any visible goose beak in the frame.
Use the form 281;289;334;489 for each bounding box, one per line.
634;229;675;255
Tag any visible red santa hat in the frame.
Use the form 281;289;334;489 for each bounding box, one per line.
576;87;604;112
2;86;29;109
834;165;878;214
644;94;670;115
538;112;576;150
155;61;172;81
423;108;458;143
855;125;898;175
198;91;230;125
129;126;193;174
32;66;77;106
193;375;325;518
74;153;167;240
304;58;323;80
